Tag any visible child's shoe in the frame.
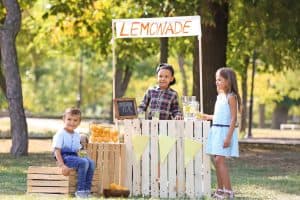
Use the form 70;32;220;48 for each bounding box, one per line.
212;188;224;199
223;189;234;199
85;190;92;198
75;190;87;198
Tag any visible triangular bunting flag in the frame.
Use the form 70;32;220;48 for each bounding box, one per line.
184;138;202;167
159;135;176;163
131;135;149;161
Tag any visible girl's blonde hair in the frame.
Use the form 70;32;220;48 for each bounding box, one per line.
217;67;241;112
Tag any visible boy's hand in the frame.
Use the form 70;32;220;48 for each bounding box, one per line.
61;165;71;176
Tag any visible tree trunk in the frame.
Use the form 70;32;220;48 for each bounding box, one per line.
178;53;188;96
0;67;7;95
160;37;168;63
240;56;249;133
271;103;289;129
258;104;265;128
196;1;229;114
0;0;28;156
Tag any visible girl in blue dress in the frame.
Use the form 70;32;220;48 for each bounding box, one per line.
202;67;241;199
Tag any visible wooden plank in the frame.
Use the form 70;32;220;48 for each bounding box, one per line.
28;166;65;174
120;143;127;187
27;180;69;187
114;144;120;184
185;120;195;198
27;186;69;194
96;143;104;194
150;120;159;197
107;143;114;185
102;143;110;189
194;120;203;197
167;120;177;198
141;120;150;196
124;119;133;193
202;121;211;196
27;174;69;181
159;120;168;198
176;120;185;198
132;119;141;196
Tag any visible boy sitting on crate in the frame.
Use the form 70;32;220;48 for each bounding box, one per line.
52;107;95;198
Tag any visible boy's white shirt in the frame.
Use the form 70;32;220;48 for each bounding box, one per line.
52;128;82;152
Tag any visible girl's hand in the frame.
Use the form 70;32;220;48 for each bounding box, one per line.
223;137;231;148
202;114;213;120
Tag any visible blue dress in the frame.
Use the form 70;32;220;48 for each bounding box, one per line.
205;93;239;157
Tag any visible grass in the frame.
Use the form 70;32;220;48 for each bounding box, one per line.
1;147;300;200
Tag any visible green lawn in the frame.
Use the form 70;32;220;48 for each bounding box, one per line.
0;147;299;200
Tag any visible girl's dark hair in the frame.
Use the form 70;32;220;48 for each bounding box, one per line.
217;67;241;112
156;63;176;85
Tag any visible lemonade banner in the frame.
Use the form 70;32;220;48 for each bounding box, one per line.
131;135;150;161
184;138;202;167
113;16;201;38
158;135;177;163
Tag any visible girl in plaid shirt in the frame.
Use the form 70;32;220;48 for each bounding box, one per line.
138;63;183;120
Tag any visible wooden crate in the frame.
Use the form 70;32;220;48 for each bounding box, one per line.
87;143;126;194
27;166;100;195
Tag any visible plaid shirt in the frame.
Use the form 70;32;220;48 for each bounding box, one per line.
138;86;182;120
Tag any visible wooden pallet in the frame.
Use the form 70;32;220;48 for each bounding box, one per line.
27;166;100;195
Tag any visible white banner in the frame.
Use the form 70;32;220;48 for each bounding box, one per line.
113;16;201;38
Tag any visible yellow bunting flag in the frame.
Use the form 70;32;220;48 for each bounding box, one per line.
159;135;177;163
131;135;149;161
184;138;202;167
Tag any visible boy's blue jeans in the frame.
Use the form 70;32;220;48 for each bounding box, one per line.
63;155;95;191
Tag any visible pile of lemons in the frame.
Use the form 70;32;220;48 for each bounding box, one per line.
109;183;128;191
89;124;119;143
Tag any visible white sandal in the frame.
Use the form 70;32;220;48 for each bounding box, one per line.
223;189;235;199
212;188;224;199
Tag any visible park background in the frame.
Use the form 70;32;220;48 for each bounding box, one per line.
0;0;299;199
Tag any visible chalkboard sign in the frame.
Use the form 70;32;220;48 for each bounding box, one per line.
114;98;137;119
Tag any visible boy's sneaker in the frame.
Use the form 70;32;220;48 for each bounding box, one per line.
75;190;87;198
85;190;92;198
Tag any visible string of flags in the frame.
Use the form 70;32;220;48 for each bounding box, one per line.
131;134;202;167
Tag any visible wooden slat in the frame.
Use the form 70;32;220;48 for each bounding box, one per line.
176;120;185;198
150;120;159;197
141;120;150;196
114;144;120;184
27;186;69;194
27;174;69;181
202;121;211;196
194;121;203;197
167;120;177;198
27;180;69;187
120;143;127;187
159;120;168;198
102;143;110;189
124;119;133;193
185;120;195;198
132;119;141;196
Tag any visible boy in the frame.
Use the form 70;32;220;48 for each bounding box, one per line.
52;107;95;198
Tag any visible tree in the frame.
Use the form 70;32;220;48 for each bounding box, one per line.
0;0;28;156
196;0;229;114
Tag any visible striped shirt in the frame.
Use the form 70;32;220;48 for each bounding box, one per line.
138;86;182;120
